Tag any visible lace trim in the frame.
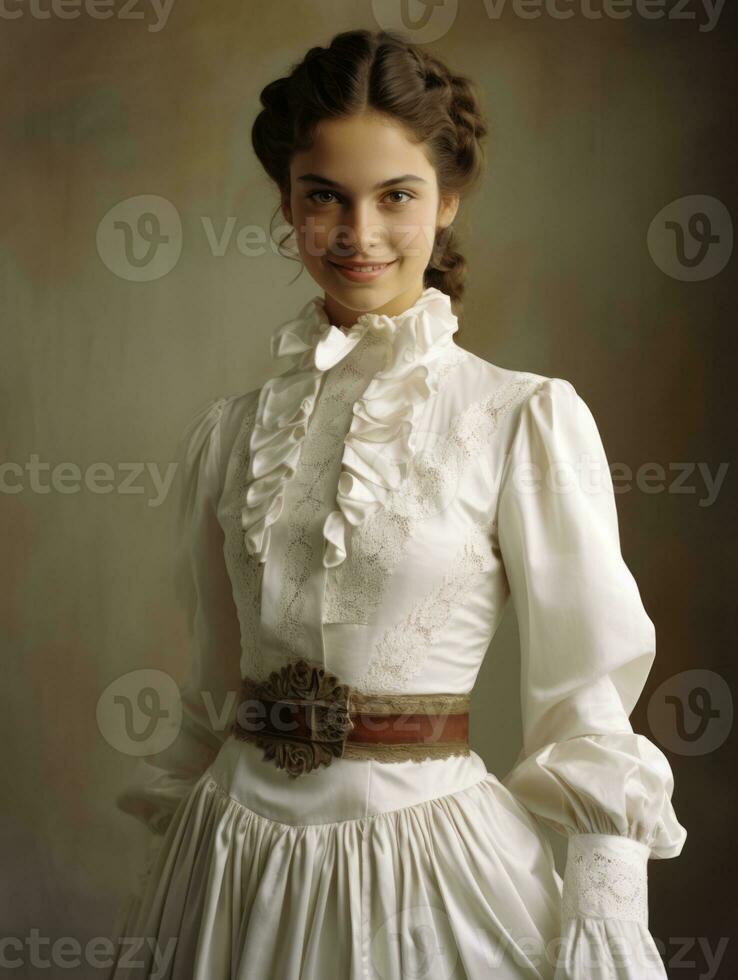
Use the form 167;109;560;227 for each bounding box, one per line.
324;509;414;624
452;374;543;459
353;375;542;692
357;518;495;692
320;288;461;569
341;741;471;762
325;367;534;626
323;345;467;624
561;834;649;926
274;332;387;660
349;691;470;714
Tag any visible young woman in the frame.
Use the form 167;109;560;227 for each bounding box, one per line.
109;28;686;980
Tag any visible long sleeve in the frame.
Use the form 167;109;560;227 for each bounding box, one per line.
115;396;243;837
496;377;687;979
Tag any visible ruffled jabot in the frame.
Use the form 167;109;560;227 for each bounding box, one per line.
241;286;459;568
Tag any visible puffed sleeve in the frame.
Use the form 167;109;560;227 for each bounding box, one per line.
114;395;243;837
496;377;687;979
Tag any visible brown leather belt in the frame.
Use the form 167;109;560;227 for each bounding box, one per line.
229;658;471;778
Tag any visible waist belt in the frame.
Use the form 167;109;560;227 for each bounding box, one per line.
230;658;471;778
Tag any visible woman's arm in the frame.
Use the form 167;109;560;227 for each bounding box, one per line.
112;396;243;927
497;377;687;979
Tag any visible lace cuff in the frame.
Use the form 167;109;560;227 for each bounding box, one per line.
561;833;650;926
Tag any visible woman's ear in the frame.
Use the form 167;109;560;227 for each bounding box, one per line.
437;193;460;230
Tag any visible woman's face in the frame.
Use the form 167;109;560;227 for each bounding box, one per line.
283;110;458;329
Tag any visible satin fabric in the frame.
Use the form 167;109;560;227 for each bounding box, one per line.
109;287;686;979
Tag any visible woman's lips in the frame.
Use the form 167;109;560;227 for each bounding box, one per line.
327;258;398;283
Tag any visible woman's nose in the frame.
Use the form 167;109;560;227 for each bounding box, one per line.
339;205;384;255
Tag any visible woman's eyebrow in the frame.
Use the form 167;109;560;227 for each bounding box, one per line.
296;173;427;190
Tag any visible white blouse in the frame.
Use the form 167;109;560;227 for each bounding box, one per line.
114;285;686;979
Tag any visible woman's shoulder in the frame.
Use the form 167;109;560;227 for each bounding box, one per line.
213;387;261;457
178;390;257;449
220;387;261;425
175;389;261;500
448;344;589;449
449;343;560;411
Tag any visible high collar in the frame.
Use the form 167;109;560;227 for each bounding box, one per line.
242;286;461;569
270;286;459;373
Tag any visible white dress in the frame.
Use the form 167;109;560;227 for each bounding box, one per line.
109;286;687;980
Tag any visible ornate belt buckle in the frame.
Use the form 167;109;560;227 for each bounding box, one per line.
231;659;355;778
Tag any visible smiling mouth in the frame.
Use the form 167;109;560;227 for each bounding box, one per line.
327;259;397;271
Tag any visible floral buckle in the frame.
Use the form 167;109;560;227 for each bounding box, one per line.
230;659;355;778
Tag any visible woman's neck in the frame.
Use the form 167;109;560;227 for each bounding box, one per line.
324;283;426;333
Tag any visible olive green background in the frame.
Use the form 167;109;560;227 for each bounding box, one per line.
2;2;736;978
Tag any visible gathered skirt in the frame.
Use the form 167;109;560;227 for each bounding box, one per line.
107;735;565;980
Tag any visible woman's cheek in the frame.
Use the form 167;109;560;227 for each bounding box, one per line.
297;211;333;258
392;210;434;261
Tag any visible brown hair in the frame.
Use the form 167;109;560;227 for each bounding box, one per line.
251;28;488;309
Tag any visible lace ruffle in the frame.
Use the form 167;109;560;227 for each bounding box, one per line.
241;287;460;568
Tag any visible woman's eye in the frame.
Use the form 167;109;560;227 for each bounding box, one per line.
308;190;338;205
385;190;413;204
